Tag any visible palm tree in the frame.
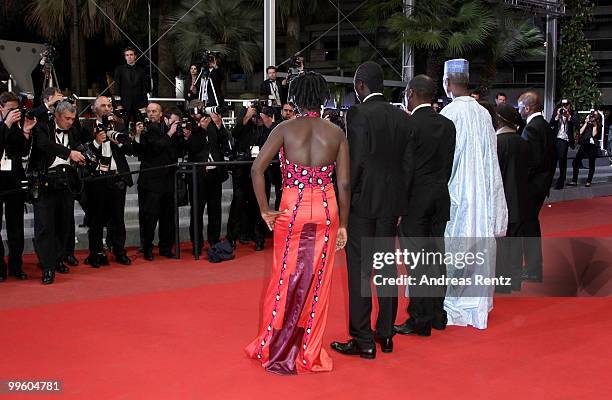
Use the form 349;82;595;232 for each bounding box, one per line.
477;11;544;93
26;0;137;94
169;0;262;83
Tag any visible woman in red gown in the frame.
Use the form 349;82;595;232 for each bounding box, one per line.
245;72;350;374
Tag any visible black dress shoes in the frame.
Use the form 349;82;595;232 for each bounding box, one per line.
254;242;265;251
143;250;154;261
55;263;70;274
41;270;55;285
84;255;101;268
63;254;79;267
115;254;132;266
375;337;393;353
159;250;175;259
98;253;110;266
521;271;543;282
330;339;376;359
393;321;432;336
9;269;28;280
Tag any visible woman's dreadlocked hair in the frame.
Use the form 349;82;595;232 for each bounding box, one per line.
288;71;330;113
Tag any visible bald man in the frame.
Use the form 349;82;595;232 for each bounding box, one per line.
518;91;556;282
82;96;134;267
133;103;181;261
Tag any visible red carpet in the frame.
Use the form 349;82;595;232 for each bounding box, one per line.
1;197;612;399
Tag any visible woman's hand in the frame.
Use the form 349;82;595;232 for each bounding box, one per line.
336;227;347;251
261;209;287;231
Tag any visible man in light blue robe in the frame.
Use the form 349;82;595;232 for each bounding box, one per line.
440;59;508;329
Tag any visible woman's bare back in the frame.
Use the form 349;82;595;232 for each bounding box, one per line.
276;117;345;167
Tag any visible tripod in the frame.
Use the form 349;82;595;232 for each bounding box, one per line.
197;67;221;107
42;61;59;91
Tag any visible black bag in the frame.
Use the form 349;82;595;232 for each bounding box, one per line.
207;239;235;263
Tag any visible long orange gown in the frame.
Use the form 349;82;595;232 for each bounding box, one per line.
245;148;339;375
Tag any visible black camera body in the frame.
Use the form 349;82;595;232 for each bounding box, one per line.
19;107;35;126
98;115;129;144
75;144;98;171
251;100;275;118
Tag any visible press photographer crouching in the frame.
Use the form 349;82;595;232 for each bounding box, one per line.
82;96;134;268
183;106;231;254
0;91;36;281
29;101;86;284
227;102;275;251
133;104;181;261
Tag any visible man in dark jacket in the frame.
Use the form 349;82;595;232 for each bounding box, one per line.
393;75;455;337
550;100;578;189
114;47;148;121
518;91;556;282
494;103;530;291
82;96;134;267
133;103;181;261
331;62;416;359
0;91;36;281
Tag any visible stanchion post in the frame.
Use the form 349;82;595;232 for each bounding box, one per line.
174;168;181;259
192;164;200;260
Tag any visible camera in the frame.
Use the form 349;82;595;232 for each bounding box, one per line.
176;117;194;136
75;144;99;171
204;105;228;116
200;49;221;71
288;55;305;77
40;44;58;66
19;107;35;126
98;115;129;144
250;100;274;118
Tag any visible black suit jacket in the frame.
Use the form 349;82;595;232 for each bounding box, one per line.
0;123;31;186
30;121;82;173
132;123;180;193
82;120;135;186
404;106;456;223
496;129;530;224
114;64;148;112
521;114;556;198
346;94;415;218
259;78;287;105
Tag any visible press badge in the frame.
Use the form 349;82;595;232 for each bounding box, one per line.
0;152;12;171
251;146;260;158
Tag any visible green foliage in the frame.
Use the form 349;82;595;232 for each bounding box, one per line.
168;0;262;74
559;0;601;110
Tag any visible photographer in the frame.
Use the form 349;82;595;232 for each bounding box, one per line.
0;92;36;281
550;99;578;189
183;110;231;254
82;96;134;268
200;53;224;107
30;101;85;284
259;66;288;107
133;103;181;261
30;87;64;129
227;104;274;251
114;47;149;122
569;110;602;187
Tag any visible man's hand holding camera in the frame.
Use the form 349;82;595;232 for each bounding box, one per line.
243;106;257;125
70;150;86;164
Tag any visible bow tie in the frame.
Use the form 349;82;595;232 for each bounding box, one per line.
56;128;69;134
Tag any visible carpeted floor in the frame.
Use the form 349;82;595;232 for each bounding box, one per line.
1;197;611;399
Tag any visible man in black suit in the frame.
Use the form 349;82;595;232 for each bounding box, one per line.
259;66;287;107
494;103;530;292
30;101;86;284
114;47;148;122
0;91;36;281
331;62;415;359
550;100;577;189
183;111;231;254
518;91;556;282
393;75;455;337
133;103;181;261
200;54;224;107
82;96;134;267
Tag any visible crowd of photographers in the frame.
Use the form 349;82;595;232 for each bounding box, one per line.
0;69;300;284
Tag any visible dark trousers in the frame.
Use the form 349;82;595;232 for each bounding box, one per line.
399;215;447;330
33;189;74;272
555;138;569;186
65;201;76;256
0;190;25;271
189;172;222;250
346;213;398;347
86;178;128;256
572;143;597;183
267;164;283;211
522;193;546;277
140;189;175;253
226;170;246;242
496;222;523;292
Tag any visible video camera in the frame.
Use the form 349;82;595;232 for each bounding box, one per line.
200;49;221;72
40;44;58;66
